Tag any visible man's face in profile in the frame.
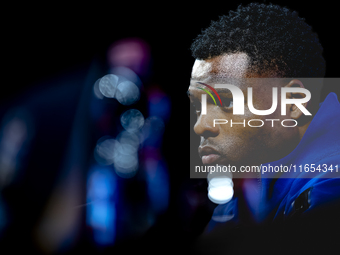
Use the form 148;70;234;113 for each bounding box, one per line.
188;53;301;170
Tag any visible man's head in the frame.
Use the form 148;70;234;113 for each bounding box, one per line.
188;3;325;169
190;3;325;78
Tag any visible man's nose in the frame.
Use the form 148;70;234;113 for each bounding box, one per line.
194;111;219;139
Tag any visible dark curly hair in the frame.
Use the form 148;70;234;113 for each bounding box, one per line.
190;3;325;78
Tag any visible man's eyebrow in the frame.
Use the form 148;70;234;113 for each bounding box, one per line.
186;88;234;100
194;84;234;96
191;77;205;81
190;78;198;84
214;88;233;95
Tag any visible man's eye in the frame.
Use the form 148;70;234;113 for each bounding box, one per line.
222;99;233;108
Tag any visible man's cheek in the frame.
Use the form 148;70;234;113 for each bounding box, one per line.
220;132;255;157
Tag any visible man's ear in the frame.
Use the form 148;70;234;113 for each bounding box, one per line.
284;79;308;120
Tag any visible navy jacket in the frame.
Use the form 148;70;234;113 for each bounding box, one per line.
194;93;340;254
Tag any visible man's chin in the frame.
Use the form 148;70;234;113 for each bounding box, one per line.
201;154;222;165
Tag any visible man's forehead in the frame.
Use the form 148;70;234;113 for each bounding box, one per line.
190;53;250;81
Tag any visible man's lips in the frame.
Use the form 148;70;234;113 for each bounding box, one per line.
198;146;221;165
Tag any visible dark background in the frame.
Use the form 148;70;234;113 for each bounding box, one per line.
2;1;340;104
1;1;339;254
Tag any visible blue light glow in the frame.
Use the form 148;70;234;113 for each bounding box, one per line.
86;166;117;246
